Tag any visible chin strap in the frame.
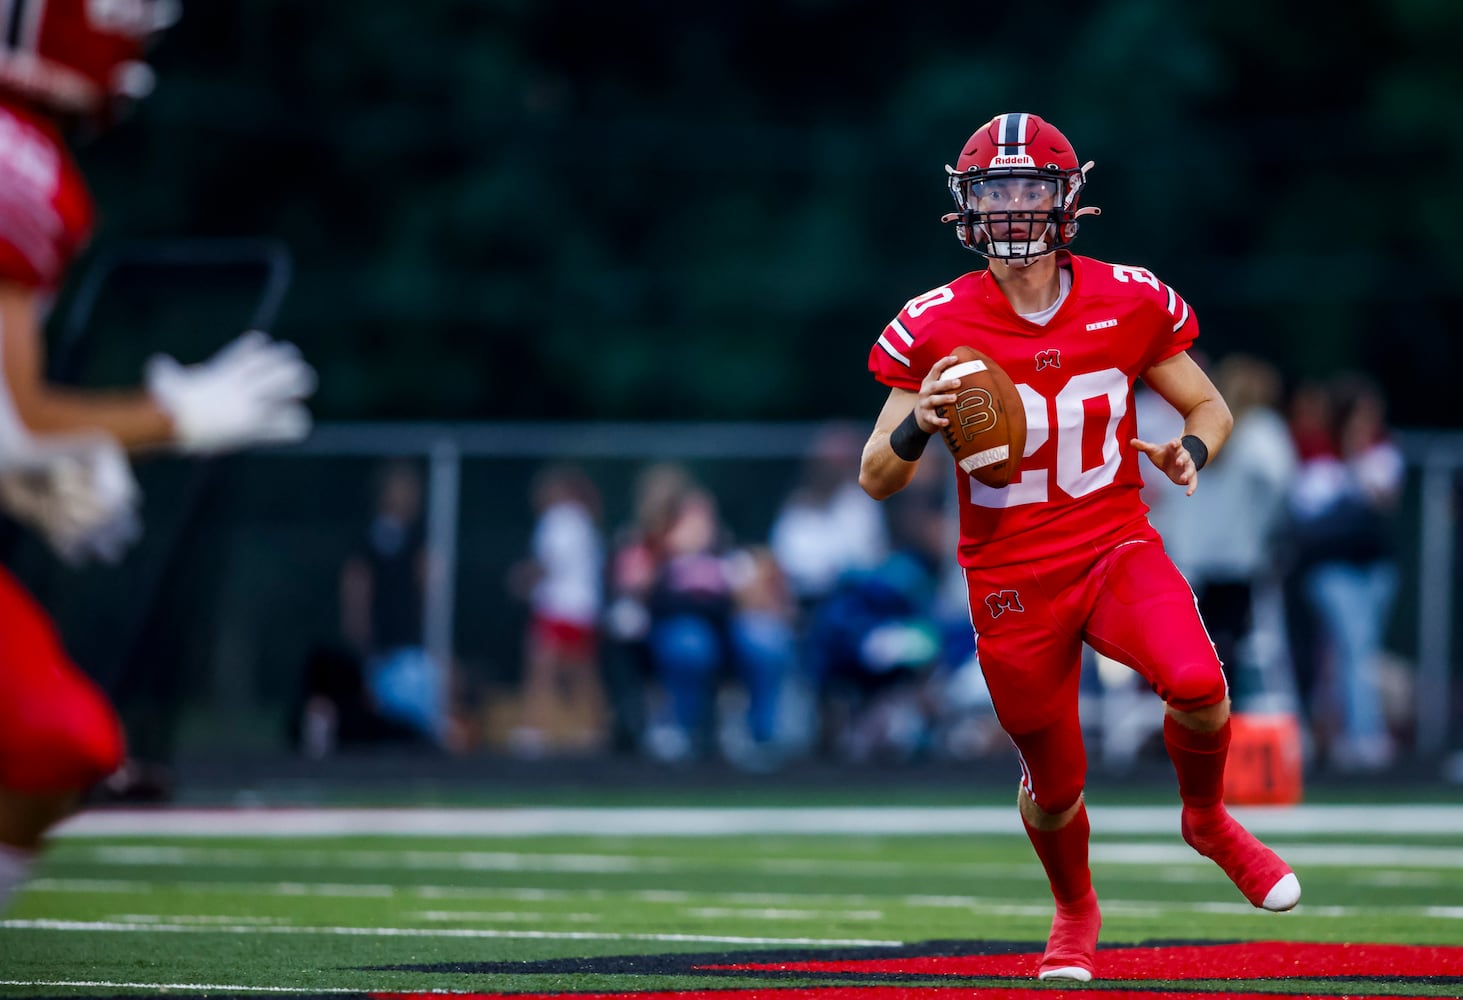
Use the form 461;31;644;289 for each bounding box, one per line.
989;239;1050;263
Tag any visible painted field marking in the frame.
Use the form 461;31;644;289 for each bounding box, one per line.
1091;842;1463;869
0;981;355;994
53;804;1463;838
0;918;902;947
31;876;401;898
9;891;1463;935
683;907;885;921
26;875;1463;918
407;910;602;923
107;913;289;926
60;840;1463;874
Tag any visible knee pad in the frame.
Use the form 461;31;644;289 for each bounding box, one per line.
1162;662;1229;715
1022;768;1085;817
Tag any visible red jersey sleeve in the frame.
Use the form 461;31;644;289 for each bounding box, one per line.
0;102;93;291
1149;274;1198;363
868;312;922;392
867;283;963;392
1101;261;1198;368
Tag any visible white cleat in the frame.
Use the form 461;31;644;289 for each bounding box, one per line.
1262;872;1302;912
1039;965;1093;982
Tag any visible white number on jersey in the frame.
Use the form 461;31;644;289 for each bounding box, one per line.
967;367;1130;508
1110;264;1160;290
904;286;954;318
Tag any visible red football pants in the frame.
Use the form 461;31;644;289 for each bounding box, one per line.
966;537;1226;814
0;566;125;793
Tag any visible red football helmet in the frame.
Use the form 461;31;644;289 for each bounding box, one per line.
0;0;179;117
943;112;1101;264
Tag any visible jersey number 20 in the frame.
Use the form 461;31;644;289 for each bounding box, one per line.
967;367;1128;508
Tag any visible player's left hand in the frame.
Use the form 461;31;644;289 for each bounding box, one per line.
1130;436;1199;496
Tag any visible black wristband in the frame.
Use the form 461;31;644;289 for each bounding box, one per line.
1181;434;1209;472
889;409;933;462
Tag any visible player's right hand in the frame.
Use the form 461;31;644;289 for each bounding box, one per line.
146;331;317;455
916;354;964;432
0;442;141;565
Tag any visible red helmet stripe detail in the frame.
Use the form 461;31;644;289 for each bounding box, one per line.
998;112;1029;156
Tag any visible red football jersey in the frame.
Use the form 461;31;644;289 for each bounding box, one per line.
0;96;94;290
868;253;1197;570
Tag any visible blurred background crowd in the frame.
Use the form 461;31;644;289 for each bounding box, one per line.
3;1;1461;794
281;356;1420;782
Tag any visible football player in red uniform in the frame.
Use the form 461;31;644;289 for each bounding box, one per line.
860;112;1300;981
0;1;316;914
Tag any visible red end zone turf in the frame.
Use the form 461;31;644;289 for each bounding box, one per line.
706;939;1463;980
372;941;1463;1000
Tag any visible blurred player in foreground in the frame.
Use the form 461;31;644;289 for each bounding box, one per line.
858;112;1300;981
0;1;315;914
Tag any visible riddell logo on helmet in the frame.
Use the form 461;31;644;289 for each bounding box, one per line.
989;155;1034;167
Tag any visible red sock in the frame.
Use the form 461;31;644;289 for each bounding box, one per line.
1022;799;1092;904
1164;715;1229;808
1165;717;1298;911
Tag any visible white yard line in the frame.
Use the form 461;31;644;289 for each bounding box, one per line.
55;840;1463;874
1091;842;1463;868
8;890;1463;946
408;910;603;923
0;918;902;947
53;804;1463;838
683;907;884;921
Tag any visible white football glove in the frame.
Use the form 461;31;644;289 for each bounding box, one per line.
0;442;142;565
147;330;317;455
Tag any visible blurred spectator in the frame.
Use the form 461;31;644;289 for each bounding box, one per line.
804;549;943;761
720;543;801;767
287;644;425;759
768;425;893;760
1286;374;1404;772
506;465;608;757
805;457;956;762
886;446;972;669
1160;355;1298;703
886;458;1002;760
1279;378;1334;732
600;462;694;754
336;460;450;747
770;424;889;611
643;480;795;767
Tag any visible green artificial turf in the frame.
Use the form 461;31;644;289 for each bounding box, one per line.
1;806;1460;997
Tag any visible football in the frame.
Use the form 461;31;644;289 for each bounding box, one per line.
934;345;1027;489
